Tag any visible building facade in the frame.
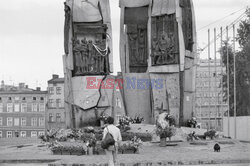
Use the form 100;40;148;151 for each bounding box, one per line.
0;81;47;138
46;75;66;130
195;59;227;131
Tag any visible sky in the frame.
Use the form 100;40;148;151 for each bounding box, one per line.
0;0;249;90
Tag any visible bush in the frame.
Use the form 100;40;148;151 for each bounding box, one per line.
204;130;216;140
121;132;152;142
156;126;176;139
50;142;86;155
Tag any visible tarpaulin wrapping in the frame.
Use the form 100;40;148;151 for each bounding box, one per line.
67;0;102;22
72;76;104;110
175;0;185;71
119;0;150;7
151;0;176;16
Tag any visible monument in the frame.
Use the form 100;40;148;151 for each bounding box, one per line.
119;0;197;125
63;0;122;128
63;0;196;128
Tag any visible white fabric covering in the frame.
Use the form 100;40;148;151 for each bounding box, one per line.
151;0;176;16
67;0;102;22
119;0;150;7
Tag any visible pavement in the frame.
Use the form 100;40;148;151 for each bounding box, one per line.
0;138;250;165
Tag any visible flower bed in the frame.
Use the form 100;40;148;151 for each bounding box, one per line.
51;142;86;155
121;132;152;142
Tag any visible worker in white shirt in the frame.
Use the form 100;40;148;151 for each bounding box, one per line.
102;116;122;166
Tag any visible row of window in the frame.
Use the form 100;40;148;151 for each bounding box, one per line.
196;112;223;118
0;131;44;138
0;96;44;102
196;71;224;78
48;113;62;123
0;117;45;127
0;103;45;113
48;99;63;108
196;92;223;98
48;87;62;95
196;81;221;88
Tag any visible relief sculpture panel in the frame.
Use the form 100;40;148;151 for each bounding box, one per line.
151;14;179;66
127;24;148;73
72;24;110;76
180;0;193;51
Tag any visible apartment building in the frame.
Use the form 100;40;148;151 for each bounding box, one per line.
0;81;47;138
46;75;66;129
195;59;227;131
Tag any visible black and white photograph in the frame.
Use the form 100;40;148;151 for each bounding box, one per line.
0;0;250;165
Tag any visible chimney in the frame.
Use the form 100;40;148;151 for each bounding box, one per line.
19;83;25;89
52;74;59;79
25;85;29;89
36;87;41;91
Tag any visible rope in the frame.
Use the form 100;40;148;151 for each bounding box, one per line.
198;6;249;31
93;33;111;57
199;12;247;52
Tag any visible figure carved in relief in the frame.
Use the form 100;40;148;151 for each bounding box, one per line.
73;39;83;74
138;28;146;64
81;38;88;72
128;33;138;65
167;33;175;62
87;40;95;72
75;51;83;74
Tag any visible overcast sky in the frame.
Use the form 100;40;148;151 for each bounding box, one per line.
0;0;249;90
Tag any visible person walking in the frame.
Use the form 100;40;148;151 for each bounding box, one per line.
102;116;122;166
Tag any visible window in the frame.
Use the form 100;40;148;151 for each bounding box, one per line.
20;131;26;137
39;104;45;112
14;103;20;112
0;103;3;113
14;118;19;126
115;98;121;108
56;99;61;108
56;87;62;94
0;131;2;138
56;113;61;122
7;131;12;138
7;117;13;126
31;131;37;137
49;113;54;122
40;97;44;101
33;97;37;101
48;99;54;108
32;103;38;112
0;117;2;126
38;131;45;136
14;97;19;101
49;87;54;94
21;103;27;112
39;118;45;126
22;97;26;101
8;97;12;101
31;118;37;126
7;103;13;112
21;118;26;126
0;97;2;102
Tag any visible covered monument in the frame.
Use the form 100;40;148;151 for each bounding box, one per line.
63;0;126;128
119;0;197;125
63;0;197;128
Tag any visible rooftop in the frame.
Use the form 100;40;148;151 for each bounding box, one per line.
0;81;47;94
48;74;64;84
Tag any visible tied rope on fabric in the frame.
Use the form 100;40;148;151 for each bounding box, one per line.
93;33;111;57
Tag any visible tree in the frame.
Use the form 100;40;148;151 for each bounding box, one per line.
221;8;250;116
